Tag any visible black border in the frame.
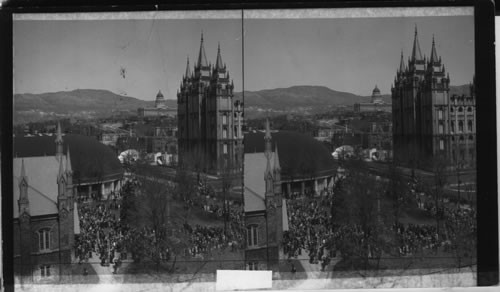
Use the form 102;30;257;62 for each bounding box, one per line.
475;0;498;287
1;0;497;291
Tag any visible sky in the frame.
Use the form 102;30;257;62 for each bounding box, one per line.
13;12;474;100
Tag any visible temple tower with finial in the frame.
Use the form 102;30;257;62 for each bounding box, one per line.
177;33;243;175
392;27;474;167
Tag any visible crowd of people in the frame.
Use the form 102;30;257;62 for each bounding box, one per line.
283;196;334;269
282;180;477;268
75;201;124;268
183;224;242;258
392;222;439;256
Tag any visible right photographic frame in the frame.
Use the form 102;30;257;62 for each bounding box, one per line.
240;4;496;288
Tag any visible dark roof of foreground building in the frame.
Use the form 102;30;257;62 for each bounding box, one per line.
244;131;337;179
14;134;123;184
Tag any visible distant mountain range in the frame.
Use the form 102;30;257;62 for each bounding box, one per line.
234;85;392;108
14;85;471;124
14;89;174;124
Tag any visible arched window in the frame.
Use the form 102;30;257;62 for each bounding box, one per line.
450;107;454;113
468;120;473;132
458;107;463;112
469;135;474;141
247;225;259;247
467;107;472;112
450;121;455;133
38;228;51;251
438;109;443;120
458;121;464;132
438;122;444;134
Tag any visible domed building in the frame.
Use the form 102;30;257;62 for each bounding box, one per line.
243;120;339;271
371;85;383;104
353;85;392;113
155;90;167;109
13;123;124;282
137;90;176;118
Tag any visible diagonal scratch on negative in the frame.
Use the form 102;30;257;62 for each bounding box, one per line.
147;12;158;45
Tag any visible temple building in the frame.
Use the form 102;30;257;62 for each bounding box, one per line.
137;90;177;118
177;34;244;175
243;120;338;270
391;27;476;168
353;85;392;113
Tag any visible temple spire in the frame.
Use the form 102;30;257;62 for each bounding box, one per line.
273;143;281;172
264;118;273;160
20;159;26;179
55;121;64;159
430;34;438;64
215;42;224;70
19;159;29;188
411;25;423;61
66;147;73;174
55;122;63;143
58;152;65;182
18;159;30;216
185;56;191;77
399;51;405;73
197;32;208;68
264;118;272;140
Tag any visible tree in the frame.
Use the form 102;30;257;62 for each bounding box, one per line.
332;158;391;270
126;177;175;268
420;155;448;239
174;153;199;222
386;160;410;223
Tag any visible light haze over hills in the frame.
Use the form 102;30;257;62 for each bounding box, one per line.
14;84;471;124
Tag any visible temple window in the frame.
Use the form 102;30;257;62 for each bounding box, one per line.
247;225;259;247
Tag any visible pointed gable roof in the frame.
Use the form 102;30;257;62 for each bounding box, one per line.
13;157;60;218
411;25;423;61
215;42;224;70
197;33;208;68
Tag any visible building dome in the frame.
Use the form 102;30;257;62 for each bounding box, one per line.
155;90;166;109
14;134;124;184
244;131;337;180
371;85;383;104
